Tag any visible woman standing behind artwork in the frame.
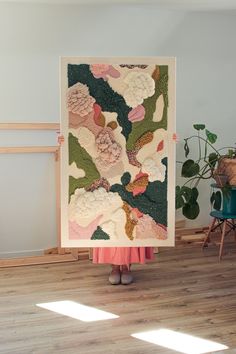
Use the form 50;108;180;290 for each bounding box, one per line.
58;133;177;286
58;134;153;285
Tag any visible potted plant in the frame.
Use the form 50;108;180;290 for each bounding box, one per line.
176;124;236;219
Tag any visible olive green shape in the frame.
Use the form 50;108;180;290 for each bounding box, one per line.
126;66;168;151
69;133;100;198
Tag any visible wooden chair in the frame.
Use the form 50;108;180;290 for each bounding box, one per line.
202;210;236;260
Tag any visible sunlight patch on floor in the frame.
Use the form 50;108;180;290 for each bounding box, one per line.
37;300;119;322
131;328;228;354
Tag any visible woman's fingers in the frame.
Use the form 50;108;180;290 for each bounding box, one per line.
57;134;65;145
172;133;178;142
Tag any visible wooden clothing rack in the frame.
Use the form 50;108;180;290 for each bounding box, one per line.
0;122;88;268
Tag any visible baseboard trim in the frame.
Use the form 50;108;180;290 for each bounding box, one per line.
0;249;45;259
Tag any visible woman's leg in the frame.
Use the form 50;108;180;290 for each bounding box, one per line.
93;247;154;285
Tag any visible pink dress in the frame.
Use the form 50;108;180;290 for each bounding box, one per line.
93;247;154;266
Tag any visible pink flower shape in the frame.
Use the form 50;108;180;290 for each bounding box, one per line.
152;222;167;240
69;215;102;240
67;82;95;117
90;64;120;80
136;214;167;240
95;128;122;169
128;105;145;122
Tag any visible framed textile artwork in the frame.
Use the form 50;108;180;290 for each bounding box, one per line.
60;57;176;247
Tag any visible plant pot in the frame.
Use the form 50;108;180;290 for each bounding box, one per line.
222;189;236;215
213;173;229;187
217;158;236;186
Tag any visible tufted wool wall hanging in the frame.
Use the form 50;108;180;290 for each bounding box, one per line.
60;57;176;247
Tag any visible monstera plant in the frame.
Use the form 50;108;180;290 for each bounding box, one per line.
176;124;236;219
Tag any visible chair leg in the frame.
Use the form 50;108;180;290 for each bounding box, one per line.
202;217;216;249
232;219;236;242
219;220;227;261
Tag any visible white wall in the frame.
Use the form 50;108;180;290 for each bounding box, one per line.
0;3;236;256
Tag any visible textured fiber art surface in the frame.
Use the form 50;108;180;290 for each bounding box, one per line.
61;57;175;247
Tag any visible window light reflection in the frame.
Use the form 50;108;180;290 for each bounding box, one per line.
37;300;119;322
131;328;228;354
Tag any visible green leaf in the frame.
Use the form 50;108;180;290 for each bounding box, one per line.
183;202;200;219
213;191;222;210
184;139;190;158
190;187;199;202
227;149;234;158
193;124;205;131
208;152;218;169
176;194;185;209
181;159;200;178
175;186;192;209
181;186;192;203
205;129;217;144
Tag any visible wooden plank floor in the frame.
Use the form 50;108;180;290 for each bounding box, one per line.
1;239;236;354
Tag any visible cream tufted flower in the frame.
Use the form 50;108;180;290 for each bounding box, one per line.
142;158;166;182
67;82;95;117
69;187;122;220
123;72;155;108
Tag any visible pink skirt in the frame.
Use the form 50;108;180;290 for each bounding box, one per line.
93;247;154;266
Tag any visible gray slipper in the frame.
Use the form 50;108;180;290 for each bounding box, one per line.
121;270;133;285
108;269;121;285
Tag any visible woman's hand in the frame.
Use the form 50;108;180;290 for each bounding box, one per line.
172;133;178;142
57;134;65;145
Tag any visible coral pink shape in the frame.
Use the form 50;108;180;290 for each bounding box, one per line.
128;105;145;122
93;103;102;121
69;215;102;240
90;64;120;80
91;64;109;78
156;140;164;152
131;208;143;219
134;171;149;181
107;66;120;78
132;186;147;196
